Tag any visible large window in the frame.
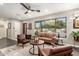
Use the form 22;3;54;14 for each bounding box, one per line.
35;17;67;38
56;17;67;38
41;19;56;32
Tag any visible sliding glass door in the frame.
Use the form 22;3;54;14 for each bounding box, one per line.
56;17;67;38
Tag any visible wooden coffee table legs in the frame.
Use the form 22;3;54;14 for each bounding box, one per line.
29;44;44;55
33;45;35;54
29;45;35;55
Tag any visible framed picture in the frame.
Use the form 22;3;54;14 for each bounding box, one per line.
8;23;11;29
73;17;79;28
28;23;32;30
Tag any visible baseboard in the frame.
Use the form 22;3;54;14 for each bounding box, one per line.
5;37;17;41
0;37;7;39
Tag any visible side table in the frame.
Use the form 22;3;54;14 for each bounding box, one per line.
56;38;64;45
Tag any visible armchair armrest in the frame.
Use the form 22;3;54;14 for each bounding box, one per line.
22;39;26;41
19;38;26;42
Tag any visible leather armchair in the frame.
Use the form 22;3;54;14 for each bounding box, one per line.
38;45;73;56
17;34;29;48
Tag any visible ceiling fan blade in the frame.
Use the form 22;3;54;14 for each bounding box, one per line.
20;3;40;14
28;5;30;10
24;11;28;14
30;10;35;11
20;3;29;10
31;10;40;12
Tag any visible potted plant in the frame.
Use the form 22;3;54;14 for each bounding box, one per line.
71;31;79;41
76;31;79;41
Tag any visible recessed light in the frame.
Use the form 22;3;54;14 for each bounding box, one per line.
18;17;21;19
28;15;31;16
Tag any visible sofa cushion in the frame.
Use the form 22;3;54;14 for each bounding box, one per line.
39;45;73;56
38;32;45;37
50;46;72;55
45;33;49;37
38;32;56;37
38;32;56;43
38;37;52;40
48;33;56;38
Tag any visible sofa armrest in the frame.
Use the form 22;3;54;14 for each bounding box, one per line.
38;45;48;56
51;36;56;39
51;43;57;48
39;49;48;56
51;37;56;43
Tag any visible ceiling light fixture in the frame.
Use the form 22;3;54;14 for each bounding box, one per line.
28;15;31;16
28;10;32;13
45;9;48;12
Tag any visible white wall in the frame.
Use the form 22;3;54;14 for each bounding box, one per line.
22;8;79;45
7;20;22;40
0;18;22;40
14;21;22;39
0;19;8;39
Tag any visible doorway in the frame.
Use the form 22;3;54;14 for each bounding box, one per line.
23;23;27;35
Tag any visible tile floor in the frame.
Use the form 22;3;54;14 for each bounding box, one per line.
0;38;16;49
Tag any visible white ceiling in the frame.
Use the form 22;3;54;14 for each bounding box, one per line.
0;3;79;20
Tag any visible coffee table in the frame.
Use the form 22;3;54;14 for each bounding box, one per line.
29;40;44;55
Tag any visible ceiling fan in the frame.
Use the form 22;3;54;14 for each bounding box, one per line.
20;3;40;14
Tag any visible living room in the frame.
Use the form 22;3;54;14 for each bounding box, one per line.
0;2;79;56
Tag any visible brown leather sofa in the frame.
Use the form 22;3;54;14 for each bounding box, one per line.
38;45;73;56
38;32;56;44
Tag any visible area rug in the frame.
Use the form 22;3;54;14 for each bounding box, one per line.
0;51;5;56
0;43;51;56
0;43;79;56
0;43;32;56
